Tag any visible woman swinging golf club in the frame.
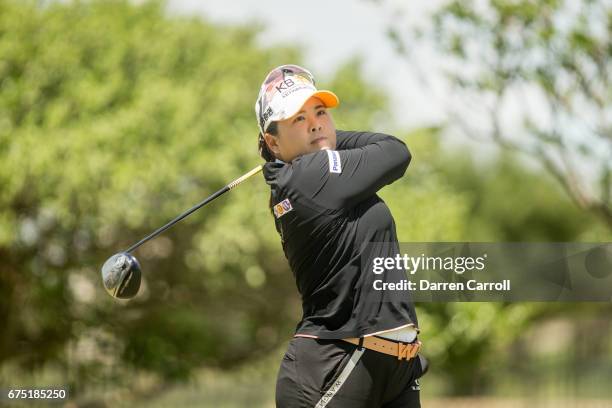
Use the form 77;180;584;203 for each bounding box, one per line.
257;65;428;408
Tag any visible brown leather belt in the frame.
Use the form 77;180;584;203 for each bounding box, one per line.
342;336;421;361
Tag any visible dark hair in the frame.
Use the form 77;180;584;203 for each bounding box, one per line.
259;122;280;210
258;121;278;162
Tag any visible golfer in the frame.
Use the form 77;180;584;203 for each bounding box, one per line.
256;65;427;408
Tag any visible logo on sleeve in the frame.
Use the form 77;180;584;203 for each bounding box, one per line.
326;150;342;174
273;198;293;219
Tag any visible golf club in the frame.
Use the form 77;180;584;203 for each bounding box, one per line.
100;165;263;299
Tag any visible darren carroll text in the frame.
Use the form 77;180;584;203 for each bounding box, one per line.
373;279;511;291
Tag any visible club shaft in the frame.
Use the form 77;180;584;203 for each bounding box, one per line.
125;165;263;254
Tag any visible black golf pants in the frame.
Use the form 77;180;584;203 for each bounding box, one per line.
276;337;427;408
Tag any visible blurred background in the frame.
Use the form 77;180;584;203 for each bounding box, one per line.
0;0;610;406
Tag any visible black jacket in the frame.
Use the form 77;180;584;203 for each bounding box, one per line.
263;130;418;339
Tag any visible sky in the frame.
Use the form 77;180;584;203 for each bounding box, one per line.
166;0;448;131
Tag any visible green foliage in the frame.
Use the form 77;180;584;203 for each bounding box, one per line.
394;0;612;229
382;130;562;394
0;0;406;388
1;0;610;400
327;58;389;131
381;128;472;242
383;129;610;394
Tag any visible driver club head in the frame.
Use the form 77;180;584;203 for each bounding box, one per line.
101;252;141;299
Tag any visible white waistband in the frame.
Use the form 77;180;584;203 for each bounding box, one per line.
374;325;418;343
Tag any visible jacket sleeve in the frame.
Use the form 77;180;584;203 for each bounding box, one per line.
335;129;389;150
288;131;412;209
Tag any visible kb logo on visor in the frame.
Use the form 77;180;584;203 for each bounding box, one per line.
275;78;295;93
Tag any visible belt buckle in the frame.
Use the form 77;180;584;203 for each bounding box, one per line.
397;341;419;361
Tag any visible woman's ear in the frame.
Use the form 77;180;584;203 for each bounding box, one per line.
264;132;281;159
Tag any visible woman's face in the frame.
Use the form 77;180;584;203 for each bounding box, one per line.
264;96;337;163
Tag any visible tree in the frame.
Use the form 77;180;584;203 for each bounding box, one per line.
384;130;611;395
383;0;611;229
0;0;476;398
0;0;392;389
3;0;607;401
